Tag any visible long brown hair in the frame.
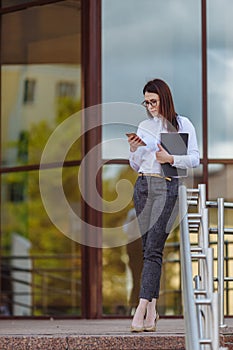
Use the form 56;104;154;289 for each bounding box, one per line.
143;79;179;131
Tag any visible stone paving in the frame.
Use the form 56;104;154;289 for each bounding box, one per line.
0;317;232;349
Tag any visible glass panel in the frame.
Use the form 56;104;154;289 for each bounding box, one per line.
0;0;82;317
102;0;202;159
208;163;233;315
102;164;183;316
102;164;137;315
207;0;233;158
193;163;203;189
102;0;202;316
1;1;82;167
1;167;82;316
208;164;233;202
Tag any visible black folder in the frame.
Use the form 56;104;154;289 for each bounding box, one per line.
160;133;189;177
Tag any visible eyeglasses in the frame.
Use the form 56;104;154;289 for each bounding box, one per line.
141;99;160;108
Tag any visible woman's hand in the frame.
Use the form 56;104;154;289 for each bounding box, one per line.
127;135;143;152
156;144;174;164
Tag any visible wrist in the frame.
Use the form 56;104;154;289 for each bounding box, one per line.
130;146;137;152
169;155;174;165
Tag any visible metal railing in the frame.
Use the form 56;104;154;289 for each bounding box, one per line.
179;184;228;350
179;185;200;350
161;239;233;317
208;199;233;328
1;192;233;321
0;254;81;316
189;195;233;328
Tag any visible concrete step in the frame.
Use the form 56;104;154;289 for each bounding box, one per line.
0;318;232;350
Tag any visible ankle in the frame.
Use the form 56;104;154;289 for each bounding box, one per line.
131;301;148;326
146;309;156;317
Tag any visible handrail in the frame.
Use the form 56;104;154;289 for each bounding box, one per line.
188;200;233;209
217;198;226;328
203;198;233;328
188;194;233;328
179;185;200;350
179;184;228;350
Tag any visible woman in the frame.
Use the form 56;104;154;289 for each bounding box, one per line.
127;78;200;332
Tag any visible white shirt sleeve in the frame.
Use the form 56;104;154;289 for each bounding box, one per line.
129;125;151;172
129;150;141;172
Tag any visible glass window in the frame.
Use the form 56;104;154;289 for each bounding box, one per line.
23;79;36;104
57;82;77;98
1;0;82;317
208;163;233;315
102;164;138;315
207;0;233;158
102;0;202;159
208;164;233;201
102;0;202;316
102;164;183;316
1;0;82;167
1;167;82;316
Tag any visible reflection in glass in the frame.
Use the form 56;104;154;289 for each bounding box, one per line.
208;164;233;201
0;0;82;317
207;0;233;158
102;0;202;315
1;65;82;167
208;163;233;315
1;167;82;316
1;1;82;167
102;164;183;316
102;164;137;315
102;0;202;158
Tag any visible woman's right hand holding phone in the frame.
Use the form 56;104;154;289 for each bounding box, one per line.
126;133;145;152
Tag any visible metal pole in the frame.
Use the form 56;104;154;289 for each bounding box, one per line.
198;185;207;296
225;241;229;315
211;292;219;350
217;198;227;328
179;185;200;350
198;184;206;211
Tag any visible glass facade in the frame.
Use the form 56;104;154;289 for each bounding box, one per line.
101;0;233;317
102;0;202;316
0;0;82;316
207;0;233;158
102;0;202;156
0;0;233;318
1;169;82;316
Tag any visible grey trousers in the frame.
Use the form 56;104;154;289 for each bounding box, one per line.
133;175;179;301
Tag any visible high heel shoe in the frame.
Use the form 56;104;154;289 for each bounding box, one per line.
144;312;159;332
130;325;144;333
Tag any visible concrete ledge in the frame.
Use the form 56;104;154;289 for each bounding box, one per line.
0;336;68;350
67;335;185;350
0;318;232;350
0;335;186;350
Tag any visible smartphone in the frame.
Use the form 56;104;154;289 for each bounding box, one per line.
126;132;146;146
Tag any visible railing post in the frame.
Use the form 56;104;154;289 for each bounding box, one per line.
212;292;220;350
198;184;206;211
179;185;200;350
217;198;227;328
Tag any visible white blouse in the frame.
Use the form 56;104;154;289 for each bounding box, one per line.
129;115;200;174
